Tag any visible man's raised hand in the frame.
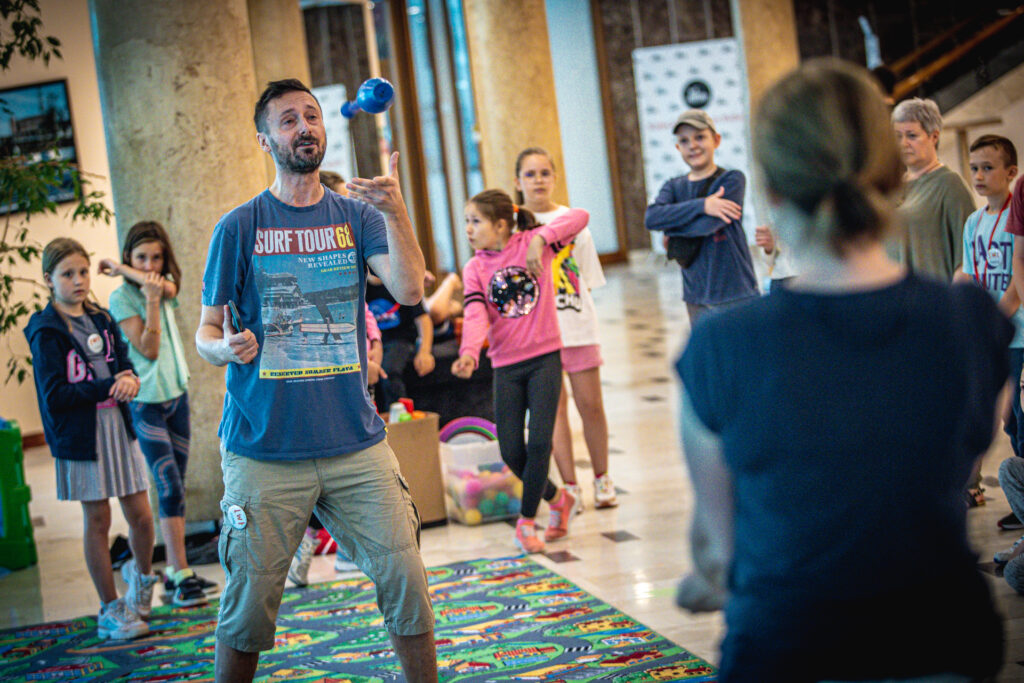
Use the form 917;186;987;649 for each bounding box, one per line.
346;152;405;215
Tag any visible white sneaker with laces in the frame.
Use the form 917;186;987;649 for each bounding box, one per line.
565;483;584;516
121;559;158;620
594;473;619;508
289;533;316;586
98;598;149;640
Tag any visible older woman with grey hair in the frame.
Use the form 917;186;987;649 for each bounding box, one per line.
891;97;976;281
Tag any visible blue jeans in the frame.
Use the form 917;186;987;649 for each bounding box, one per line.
130;393;190;518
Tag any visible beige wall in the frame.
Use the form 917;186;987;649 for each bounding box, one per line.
937;62;1024;209
1;0;117;435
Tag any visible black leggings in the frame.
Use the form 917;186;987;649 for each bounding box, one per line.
493;351;562;518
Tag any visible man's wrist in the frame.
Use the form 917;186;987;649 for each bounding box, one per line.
380;202;410;222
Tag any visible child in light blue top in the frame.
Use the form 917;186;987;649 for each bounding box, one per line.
955;135;1021;477
100;220;211;607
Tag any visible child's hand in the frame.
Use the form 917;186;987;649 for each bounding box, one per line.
414;350;435;377
368;340;383;365
223;304;259;364
109;371;140;402
526;235;546;278
97;258;121;278
451;354;476;379
142;272;165;302
754;225;775;254
704;187;742;222
367;359;386;385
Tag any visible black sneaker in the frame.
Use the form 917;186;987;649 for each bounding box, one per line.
164;572;218;593
172;572;208;607
193;574;219;592
999;512;1024;531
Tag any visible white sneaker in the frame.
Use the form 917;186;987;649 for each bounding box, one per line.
565;483;584;516
98;598;149;640
121;559;158;620
289;533;315;586
594;473;619;508
334;550;359;573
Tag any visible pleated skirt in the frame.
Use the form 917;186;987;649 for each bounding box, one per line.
55;407;149;501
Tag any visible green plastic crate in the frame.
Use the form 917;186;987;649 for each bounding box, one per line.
0;419;37;570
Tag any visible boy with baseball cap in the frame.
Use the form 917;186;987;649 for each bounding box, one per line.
644;109;758;323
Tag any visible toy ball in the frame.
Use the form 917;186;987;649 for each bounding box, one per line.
464;479;484;500
478;498;496;517
398;412;412;422
484;489;497;501
507;498;521;515
464;508;482;525
513;481;523;499
495;491;509;507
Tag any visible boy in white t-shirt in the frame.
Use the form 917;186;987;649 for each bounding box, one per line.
954;134;1020;509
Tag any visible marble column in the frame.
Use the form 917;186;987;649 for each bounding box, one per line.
90;0;267;522
463;0;568;204
248;0;313;184
730;0;800;112
730;0;800;228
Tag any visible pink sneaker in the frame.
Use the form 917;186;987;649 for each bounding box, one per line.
514;518;545;554
544;488;575;542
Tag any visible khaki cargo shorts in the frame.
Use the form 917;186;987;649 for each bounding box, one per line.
215;439;434;652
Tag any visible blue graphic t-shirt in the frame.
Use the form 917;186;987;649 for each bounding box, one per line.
962;203;1024;348
202;188;389;460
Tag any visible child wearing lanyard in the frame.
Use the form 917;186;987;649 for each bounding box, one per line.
954;134;1020;507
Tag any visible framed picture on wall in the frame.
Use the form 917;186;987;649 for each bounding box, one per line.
0;79;78;214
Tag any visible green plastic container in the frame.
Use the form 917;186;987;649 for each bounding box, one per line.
0;419;37;570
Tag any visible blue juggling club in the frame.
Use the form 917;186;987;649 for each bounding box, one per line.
340;78;395;118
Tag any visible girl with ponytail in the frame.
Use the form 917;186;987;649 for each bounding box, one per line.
674;59;1007;681
452;189;588;554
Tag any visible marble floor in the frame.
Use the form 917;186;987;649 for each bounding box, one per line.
3;257;1023;680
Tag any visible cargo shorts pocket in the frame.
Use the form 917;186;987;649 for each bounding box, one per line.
219;495;249;575
393;469;422;549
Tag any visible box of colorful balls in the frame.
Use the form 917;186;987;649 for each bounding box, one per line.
439;417;522;525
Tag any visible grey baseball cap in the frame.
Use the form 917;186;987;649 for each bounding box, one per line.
673;109;716;135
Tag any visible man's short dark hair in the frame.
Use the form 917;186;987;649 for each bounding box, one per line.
969;134;1018;168
254;78;318;134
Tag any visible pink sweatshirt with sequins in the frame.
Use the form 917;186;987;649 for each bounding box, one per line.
459;208;589;369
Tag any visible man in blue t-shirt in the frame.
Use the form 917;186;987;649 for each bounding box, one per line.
196;79;436;683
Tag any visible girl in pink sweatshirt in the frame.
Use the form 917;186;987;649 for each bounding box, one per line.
452;189;589;553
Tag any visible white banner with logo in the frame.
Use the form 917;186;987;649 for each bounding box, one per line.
632;38;758;250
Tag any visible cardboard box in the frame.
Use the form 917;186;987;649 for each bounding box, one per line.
386;412;446;524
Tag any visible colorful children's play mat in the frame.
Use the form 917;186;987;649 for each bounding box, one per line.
0;555;717;681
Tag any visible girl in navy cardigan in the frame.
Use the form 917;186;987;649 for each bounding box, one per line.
24;238;158;641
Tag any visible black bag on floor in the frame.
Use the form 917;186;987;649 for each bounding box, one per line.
666;167;726;268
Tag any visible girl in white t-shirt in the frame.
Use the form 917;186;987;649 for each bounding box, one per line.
514;147;617;512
